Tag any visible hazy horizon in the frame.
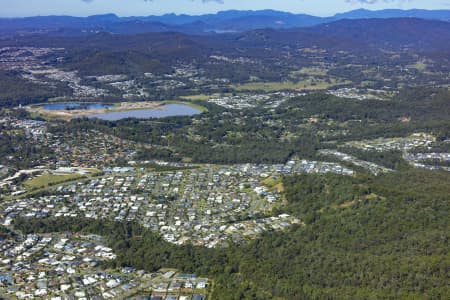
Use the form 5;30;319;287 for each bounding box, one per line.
1;0;449;18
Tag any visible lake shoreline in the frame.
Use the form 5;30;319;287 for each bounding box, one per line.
27;101;205;120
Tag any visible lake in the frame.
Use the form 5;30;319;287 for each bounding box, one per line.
88;104;202;121
42;102;114;110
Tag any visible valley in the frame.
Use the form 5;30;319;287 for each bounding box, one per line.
0;7;449;300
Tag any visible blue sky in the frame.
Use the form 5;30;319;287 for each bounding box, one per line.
1;0;449;17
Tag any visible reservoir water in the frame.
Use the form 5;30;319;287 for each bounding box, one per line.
88;104;202;121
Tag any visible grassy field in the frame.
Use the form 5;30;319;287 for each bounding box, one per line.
232;78;350;92
180;94;216;101
261;176;284;193
294;67;328;76
407;60;428;71
24;173;84;189
181;93;232;101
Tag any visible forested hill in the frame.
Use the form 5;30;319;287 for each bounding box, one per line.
1;9;449;36
307;18;450;51
4;18;449;53
1;17;449;107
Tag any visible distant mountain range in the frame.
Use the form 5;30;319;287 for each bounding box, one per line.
1;9;450;36
0;16;449;79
